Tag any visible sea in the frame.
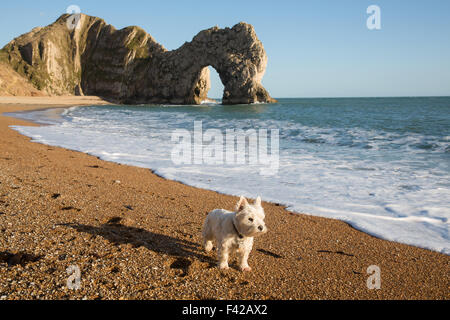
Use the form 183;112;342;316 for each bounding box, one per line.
6;97;450;254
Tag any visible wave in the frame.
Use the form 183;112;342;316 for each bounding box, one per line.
7;101;450;255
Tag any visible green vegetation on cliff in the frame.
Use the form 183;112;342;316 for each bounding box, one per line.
0;49;7;63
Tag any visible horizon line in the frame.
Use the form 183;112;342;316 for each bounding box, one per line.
208;95;450;100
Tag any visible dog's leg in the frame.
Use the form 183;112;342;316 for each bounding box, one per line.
202;218;214;252
237;248;252;272
238;238;253;272
218;243;230;270
204;240;214;252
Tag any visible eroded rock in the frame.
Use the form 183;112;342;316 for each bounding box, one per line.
1;14;276;105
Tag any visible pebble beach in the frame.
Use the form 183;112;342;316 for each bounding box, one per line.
0;97;448;300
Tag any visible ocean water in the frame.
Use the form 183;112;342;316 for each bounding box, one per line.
7;97;450;254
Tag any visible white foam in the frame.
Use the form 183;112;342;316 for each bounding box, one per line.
8;105;450;255
200;99;220;105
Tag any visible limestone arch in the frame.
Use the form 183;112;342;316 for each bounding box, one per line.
163;22;276;105
3;14;275;105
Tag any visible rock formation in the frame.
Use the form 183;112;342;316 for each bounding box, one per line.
0;14;276;104
0;61;46;97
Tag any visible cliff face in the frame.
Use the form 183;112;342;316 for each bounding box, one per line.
0;61;46;97
1;14;275;105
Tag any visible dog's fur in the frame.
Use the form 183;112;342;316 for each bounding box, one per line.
202;196;267;271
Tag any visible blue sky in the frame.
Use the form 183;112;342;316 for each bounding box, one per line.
1;0;450;98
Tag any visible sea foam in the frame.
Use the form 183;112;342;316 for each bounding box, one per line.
7;97;450;254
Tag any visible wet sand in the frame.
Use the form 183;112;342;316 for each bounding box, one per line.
0;97;448;300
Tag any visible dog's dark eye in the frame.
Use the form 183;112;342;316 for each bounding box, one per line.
249;218;254;222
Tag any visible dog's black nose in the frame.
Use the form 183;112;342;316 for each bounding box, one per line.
258;226;264;231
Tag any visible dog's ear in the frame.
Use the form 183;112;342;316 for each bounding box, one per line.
254;196;262;207
236;196;249;212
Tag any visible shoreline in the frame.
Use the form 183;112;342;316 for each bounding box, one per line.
0;97;448;300
8;102;449;257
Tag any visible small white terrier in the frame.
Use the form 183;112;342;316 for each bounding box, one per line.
203;196;267;271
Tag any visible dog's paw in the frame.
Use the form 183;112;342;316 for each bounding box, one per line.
240;266;252;272
204;241;213;252
219;264;229;270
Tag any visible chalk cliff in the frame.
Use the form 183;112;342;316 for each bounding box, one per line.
0;14;275;104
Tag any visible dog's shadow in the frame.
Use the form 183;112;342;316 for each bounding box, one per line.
60;220;216;272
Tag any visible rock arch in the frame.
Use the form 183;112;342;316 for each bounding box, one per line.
2;14;276;105
151;23;275;104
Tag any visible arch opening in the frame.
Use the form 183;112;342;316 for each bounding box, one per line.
207;66;225;102
192;66;226;105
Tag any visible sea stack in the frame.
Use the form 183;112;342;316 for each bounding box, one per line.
0;14;276;105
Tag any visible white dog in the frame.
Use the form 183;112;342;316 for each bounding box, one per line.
202;196;267;271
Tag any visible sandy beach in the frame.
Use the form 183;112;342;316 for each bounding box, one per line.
0;97;448;300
